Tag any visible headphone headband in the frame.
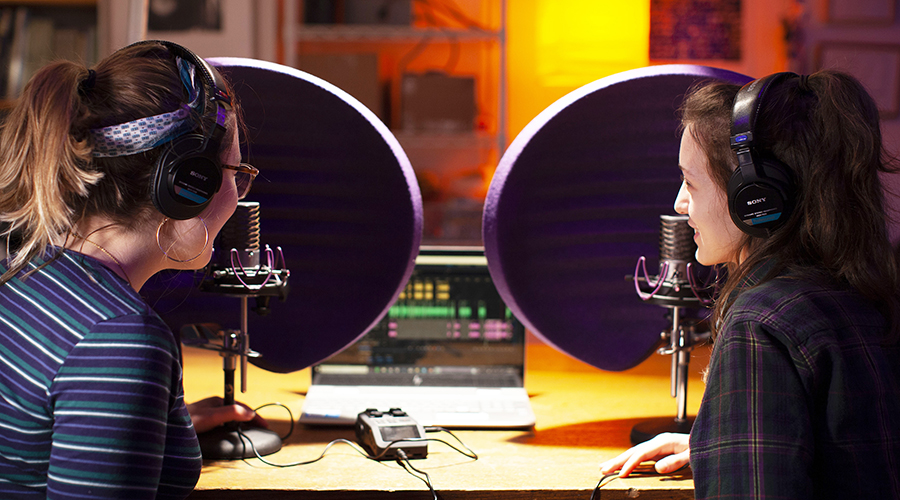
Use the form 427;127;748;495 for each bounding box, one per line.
126;40;233;142
726;72;798;237
730;72;796;154
120;40;234;220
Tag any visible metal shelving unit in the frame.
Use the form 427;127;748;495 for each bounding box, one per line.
0;0;98;108
281;0;507;244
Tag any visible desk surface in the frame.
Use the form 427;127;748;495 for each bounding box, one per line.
183;335;710;500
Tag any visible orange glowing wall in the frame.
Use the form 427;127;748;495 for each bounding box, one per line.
506;0;791;143
507;0;649;141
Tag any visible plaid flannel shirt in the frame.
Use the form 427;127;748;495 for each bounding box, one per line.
690;262;900;499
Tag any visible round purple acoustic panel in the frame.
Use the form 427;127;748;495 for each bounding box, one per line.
143;58;422;373
483;65;750;371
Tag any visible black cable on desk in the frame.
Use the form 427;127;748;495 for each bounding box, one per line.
397;449;438;500
254;402;295;440
232;411;477;500
424;426;478;459
589;472;619;500
588;463;690;499
367;436;478;461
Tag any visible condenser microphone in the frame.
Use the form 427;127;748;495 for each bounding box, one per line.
628;214;713;445
200;201;289;300
219;201;262;270
633;214;711;308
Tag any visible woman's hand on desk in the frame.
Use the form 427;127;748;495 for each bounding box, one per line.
599;432;690;477
188;396;269;434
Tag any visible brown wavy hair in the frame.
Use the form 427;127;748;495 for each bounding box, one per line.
0;41;239;284
680;70;900;341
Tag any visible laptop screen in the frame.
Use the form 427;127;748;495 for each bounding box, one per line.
312;246;526;387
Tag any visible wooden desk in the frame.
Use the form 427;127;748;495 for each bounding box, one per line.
183;335;709;499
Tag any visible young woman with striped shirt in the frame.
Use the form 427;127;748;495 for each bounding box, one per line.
0;41;264;498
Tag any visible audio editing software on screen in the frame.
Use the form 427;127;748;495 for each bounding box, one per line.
313;246;525;387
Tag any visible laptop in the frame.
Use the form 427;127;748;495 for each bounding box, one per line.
299;246;536;428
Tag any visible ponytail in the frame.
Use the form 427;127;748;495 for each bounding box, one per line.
0;42;241;285
0;61;102;283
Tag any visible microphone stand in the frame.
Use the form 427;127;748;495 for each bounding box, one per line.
185;301;283;460
183;201;290;460
628;303;709;444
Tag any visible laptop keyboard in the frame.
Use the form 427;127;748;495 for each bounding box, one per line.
300;386;535;427
308;396;525;415
312;373;523;387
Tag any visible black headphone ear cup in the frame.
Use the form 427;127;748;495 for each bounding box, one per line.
151;134;222;220
119;41;231;220
727;154;793;237
729;72;799;237
756;156;793;194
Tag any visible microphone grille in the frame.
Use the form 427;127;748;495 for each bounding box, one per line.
658;214;696;261
219;201;261;252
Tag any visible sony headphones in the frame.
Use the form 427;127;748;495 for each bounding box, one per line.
127;40;233;220
728;72;797;238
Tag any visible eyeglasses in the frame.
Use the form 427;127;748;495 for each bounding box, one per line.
221;163;258;200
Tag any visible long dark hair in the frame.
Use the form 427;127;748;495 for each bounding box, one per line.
680;70;900;341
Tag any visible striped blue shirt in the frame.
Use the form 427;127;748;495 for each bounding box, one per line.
0;250;201;499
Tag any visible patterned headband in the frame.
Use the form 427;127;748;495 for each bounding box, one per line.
89;57;202;158
90;107;193;157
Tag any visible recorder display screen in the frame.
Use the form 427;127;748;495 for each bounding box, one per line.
380;425;421;441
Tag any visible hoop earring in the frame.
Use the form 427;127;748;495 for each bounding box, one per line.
156;217;210;263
